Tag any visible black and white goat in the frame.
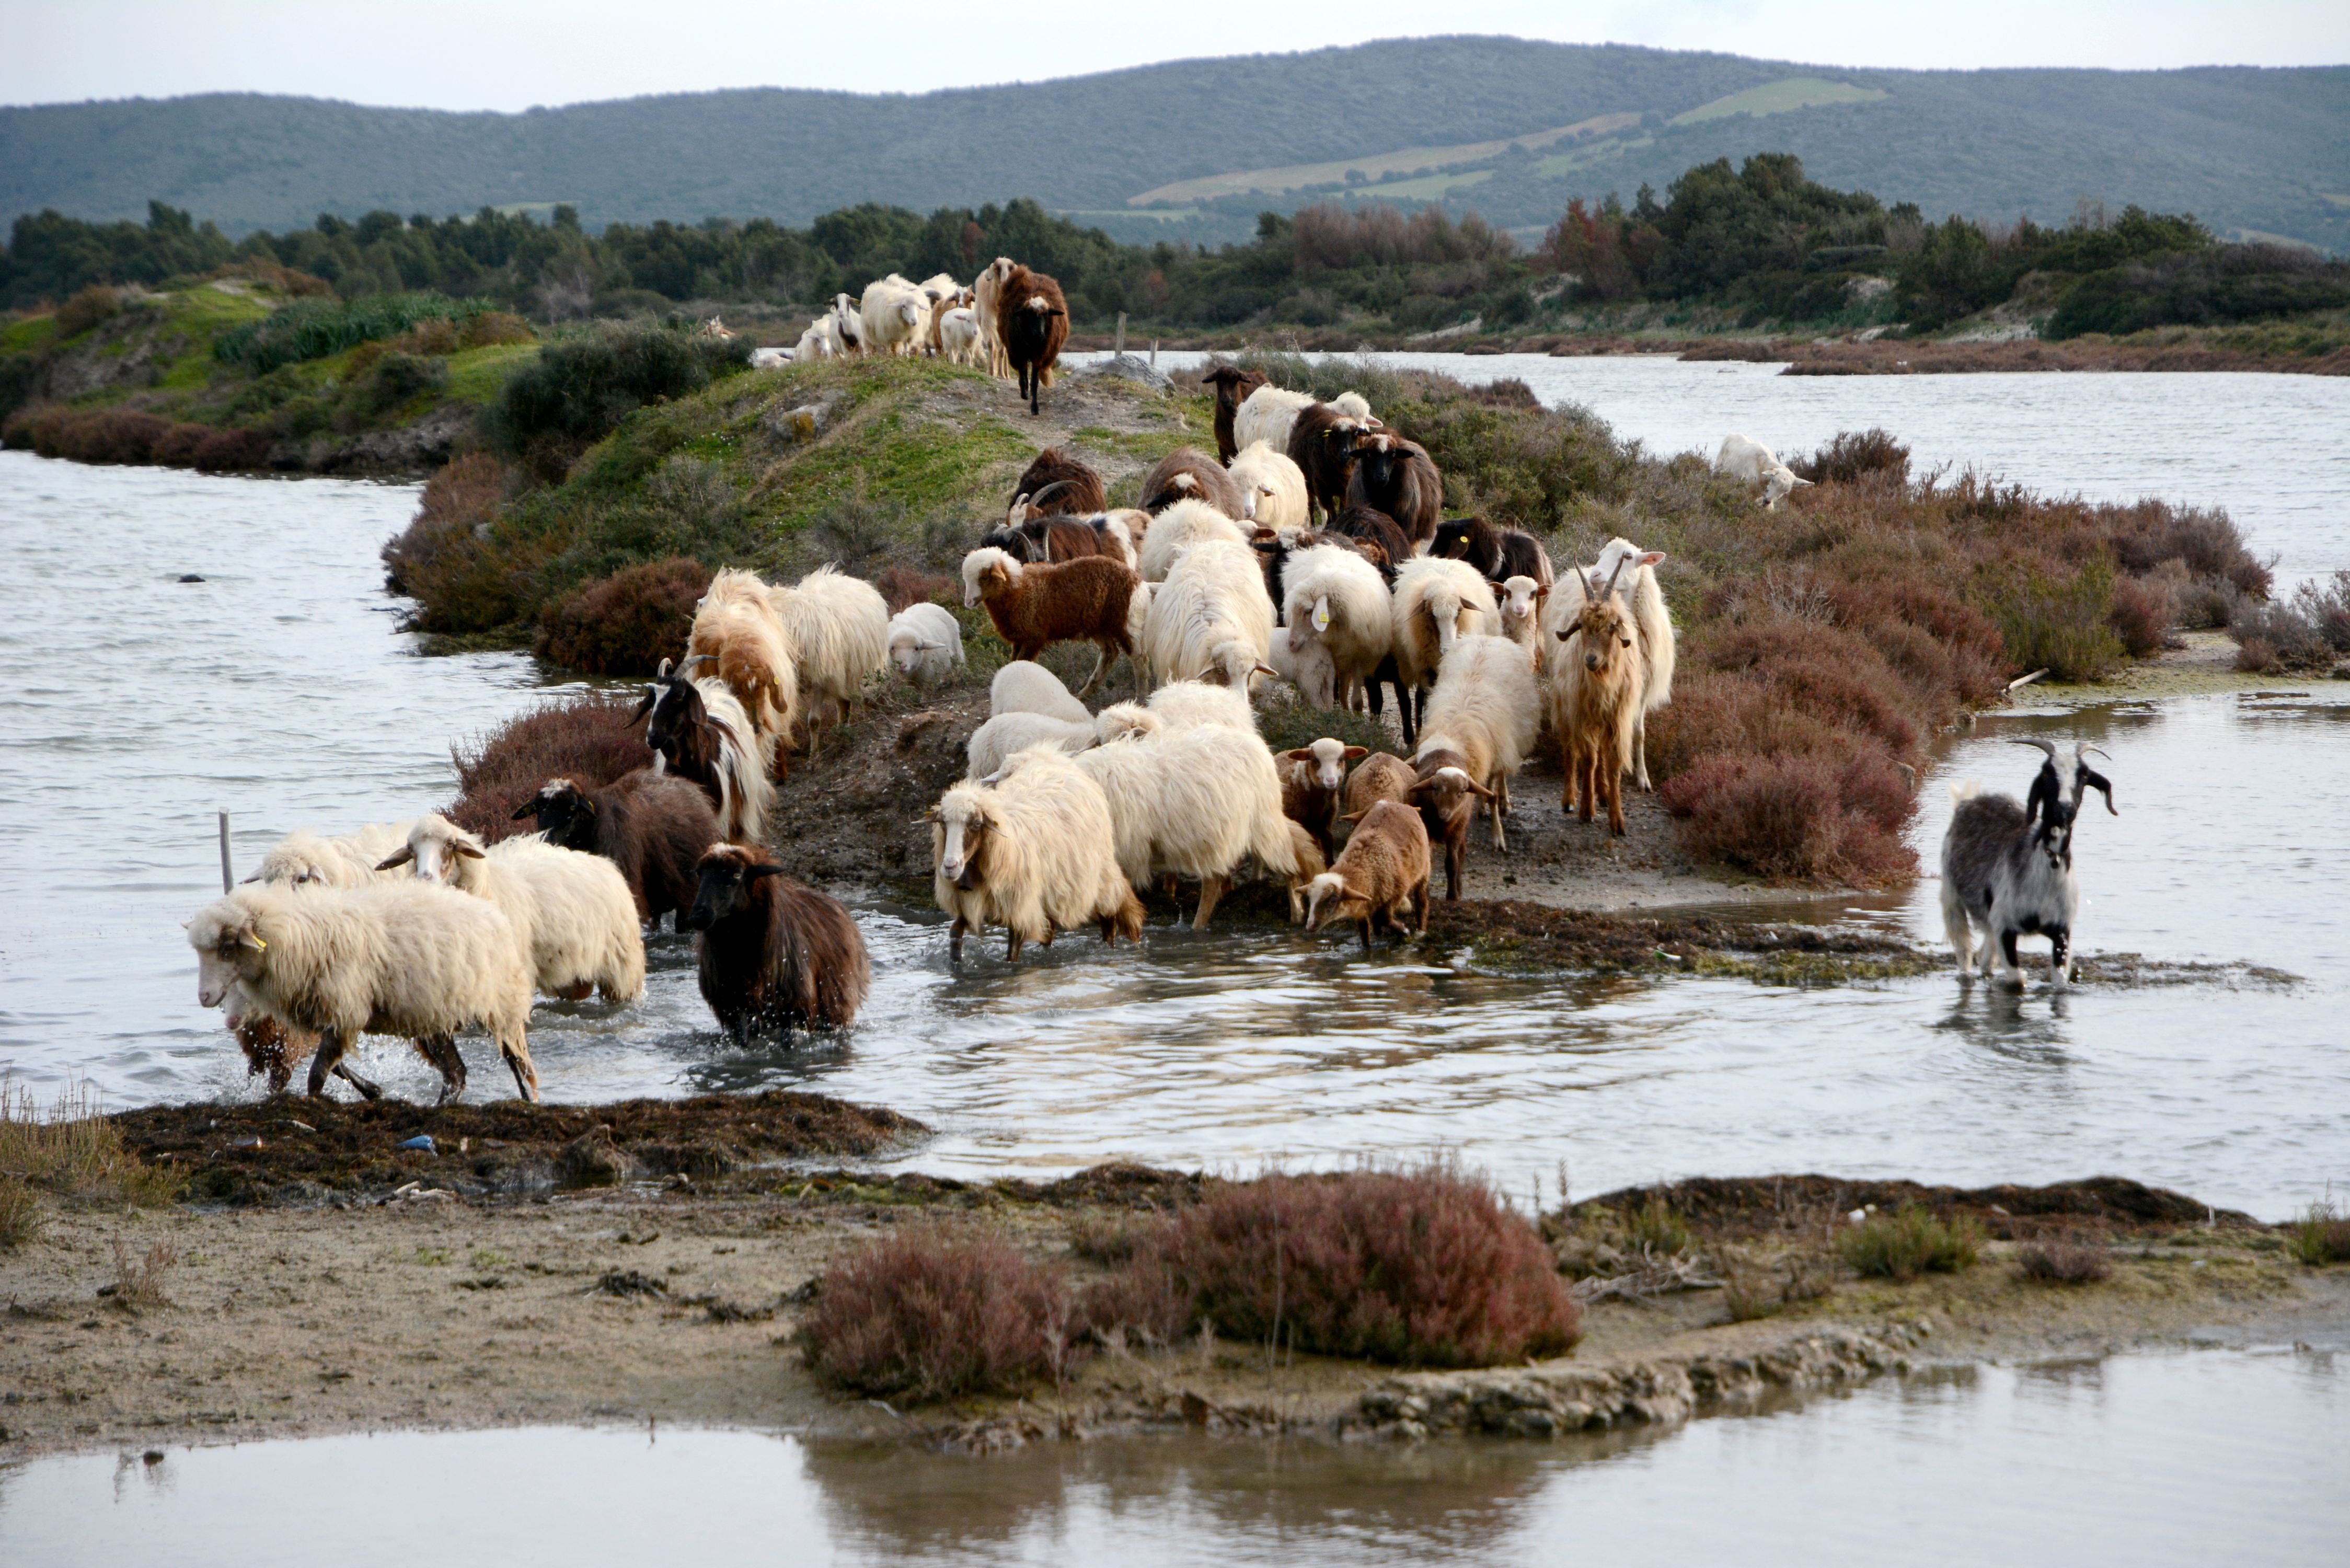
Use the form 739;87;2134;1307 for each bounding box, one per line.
1939;739;2116;988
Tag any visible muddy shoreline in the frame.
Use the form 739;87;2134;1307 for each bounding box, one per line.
4;1113;2342;1461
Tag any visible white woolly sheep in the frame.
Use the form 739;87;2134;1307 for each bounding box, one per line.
188;879;538;1102
793;317;840;361
990;659;1092;724
1228;440;1309;531
1496;574;1548;661
769;565;890;743
690;567;801;764
1282;544;1392;711
254;821;417;889
966;710;1097;780
860;275;931;358
1142;538;1276;693
1137;497;1250;583
938;306;983;367
1235;386;1373;459
887;602;965;685
972;257;1016;377
1390;555;1500;715
930;748;1144;961
1073;722;1300;930
380;814;647;1004
1413;633;1539;851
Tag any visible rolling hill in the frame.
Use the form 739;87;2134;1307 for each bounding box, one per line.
5;37;2345;250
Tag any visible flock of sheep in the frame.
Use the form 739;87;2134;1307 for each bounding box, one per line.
180;255;2089;1105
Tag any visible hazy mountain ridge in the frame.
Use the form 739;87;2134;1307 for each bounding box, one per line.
5;38;2344;249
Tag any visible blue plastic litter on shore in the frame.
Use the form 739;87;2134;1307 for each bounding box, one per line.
397;1135;437;1154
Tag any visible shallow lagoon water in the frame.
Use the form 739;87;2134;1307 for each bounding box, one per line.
2;1350;2341;1566
3;370;2348;1219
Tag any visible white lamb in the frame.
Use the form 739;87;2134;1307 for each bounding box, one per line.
989;659;1092;724
381;815;647;1004
793;317;839;361
1228;440;1309;532
1072;722;1300;930
187;879;540;1101
769;565;890;738
1282;544;1392;711
1413;633;1540;849
1714;433;1813;510
1142;538;1276;691
965;710;1097;781
1137;497;1250;582
938;306;982;367
887;602;965;684
1390;555;1500;702
253;822;417;889
1094;678;1257;744
930;748;1141;962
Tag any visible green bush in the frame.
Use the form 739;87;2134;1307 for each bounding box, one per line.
1837;1205;1980;1280
1985;556;2128;683
2285;1202;2350;1266
485;321;750;469
2047;246;2350;339
214;292;489;374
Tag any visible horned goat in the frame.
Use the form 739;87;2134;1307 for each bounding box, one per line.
631;658;775;844
1582;537;1675;789
1940;740;2116;988
1544;557;1646;836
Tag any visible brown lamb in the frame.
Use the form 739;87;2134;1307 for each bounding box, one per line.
966;551;1139;698
1407;748;1497;901
1305;799;1432;950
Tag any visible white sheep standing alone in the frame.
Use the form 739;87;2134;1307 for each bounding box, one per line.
1073;722;1300;930
1414;633;1540;849
886;602;965;684
187;879;540;1101
380;814;647;1004
1142;538;1276;691
930;748;1144;961
769;565;890;741
1714;434;1813;510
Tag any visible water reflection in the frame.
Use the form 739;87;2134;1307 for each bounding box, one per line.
1;1352;2340;1567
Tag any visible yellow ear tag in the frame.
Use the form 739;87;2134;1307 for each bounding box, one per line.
1312;603;1331;631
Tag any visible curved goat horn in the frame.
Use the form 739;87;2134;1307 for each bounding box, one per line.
1024;479;1075;511
2006;737;2060;760
2079;744;2113;765
1007;491;1031;527
1602;552;1630;599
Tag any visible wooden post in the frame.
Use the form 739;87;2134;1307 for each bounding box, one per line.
1150;340;1159;369
1114;313;1126;356
218;810;234;893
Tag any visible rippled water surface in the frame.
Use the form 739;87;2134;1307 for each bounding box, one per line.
4;391;2348;1218
1082;351;2350;588
3;1350;2341;1566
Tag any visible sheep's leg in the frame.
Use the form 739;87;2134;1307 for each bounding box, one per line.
1192;874;1227;931
418;1034;466;1105
949;917;968;962
1446;839;1464;903
557;981;595;1002
331;1062;384;1102
306;1026;349;1099
1357;916;1374;952
1492;775;1511;851
1997;927;2025;989
1561;739;1579;812
500;1035;541;1102
1040;921;1057;948
1633;712;1654;792
1941;886;1975;977
2049;927;2071;988
1605;769;1626;836
1005;928;1026;962
1414;876;1431;935
1076;642;1112;699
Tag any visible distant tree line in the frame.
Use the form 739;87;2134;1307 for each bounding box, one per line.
6;156;2341;339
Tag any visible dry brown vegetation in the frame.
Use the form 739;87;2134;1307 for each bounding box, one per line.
444;692;652;841
1;403;271;470
0;1083;180;1245
533;556;712;675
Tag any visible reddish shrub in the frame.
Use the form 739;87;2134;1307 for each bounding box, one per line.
2107;573;2173;658
1791;428;1910;487
1661;753;1916;887
801;1225;1080;1400
191;426;272;471
2016;1232;2111;1285
1139;1167;1580;1367
533;557;711;675
444;692;651;841
151;422;209;466
53;285;122;340
2234;636;2280;673
874;563;955;615
380;452;531;629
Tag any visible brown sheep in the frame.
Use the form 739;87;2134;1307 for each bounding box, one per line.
1346;431;1444;548
1202;366;1269;463
1329;505;1410;579
960;546;1139;698
1287;402;1369;526
1282;820;1328;924
1407;749;1497;902
687;844;871;1042
996;264;1069;415
516;771;722;932
1010;446;1108;517
1139;446;1248;518
1304;800;1432;950
1342;752;1416;823
1277;737;1367;859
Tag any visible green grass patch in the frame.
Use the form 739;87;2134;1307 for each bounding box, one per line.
0;315;59;355
1837;1205;1981;1280
1671;77;1888;126
444;341;542;403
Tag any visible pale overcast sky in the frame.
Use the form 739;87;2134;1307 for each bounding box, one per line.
7;1;2345;110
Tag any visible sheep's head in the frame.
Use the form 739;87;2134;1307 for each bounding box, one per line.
1093;703;1159;745
688;844;784;930
517;778;593;848
926;789;993;890
1303;871;1364;932
376;813;486;884
1499;575;1547;635
961;547;1020;607
1407;758;1495;835
1430;517;1480;560
1201;641;1276;691
1284;738;1367;794
1202;366;1268;413
1761;466;1812;509
186;894;268;1008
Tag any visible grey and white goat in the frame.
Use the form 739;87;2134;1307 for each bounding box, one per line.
1939;739;2117;987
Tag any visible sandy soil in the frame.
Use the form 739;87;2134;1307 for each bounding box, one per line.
4;1163;2341;1460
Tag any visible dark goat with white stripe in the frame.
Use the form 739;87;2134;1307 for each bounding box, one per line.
1939;739;2116;988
